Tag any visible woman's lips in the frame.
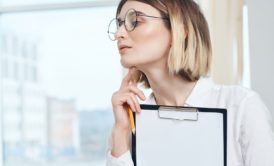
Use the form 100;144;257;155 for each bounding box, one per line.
119;45;132;54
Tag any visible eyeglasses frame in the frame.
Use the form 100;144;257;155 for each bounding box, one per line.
107;8;169;41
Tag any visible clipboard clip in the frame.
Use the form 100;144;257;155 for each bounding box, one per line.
158;106;199;121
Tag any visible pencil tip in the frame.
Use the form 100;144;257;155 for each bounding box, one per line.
132;129;136;135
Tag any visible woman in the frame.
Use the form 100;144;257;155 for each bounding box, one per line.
106;0;274;165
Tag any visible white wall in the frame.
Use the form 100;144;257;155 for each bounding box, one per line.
246;0;274;126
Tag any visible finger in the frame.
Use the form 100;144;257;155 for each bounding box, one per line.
120;68;136;88
129;78;138;87
120;67;136;89
125;97;137;112
128;86;146;101
129;93;141;112
128;93;139;112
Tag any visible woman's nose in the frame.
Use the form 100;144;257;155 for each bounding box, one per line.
115;24;128;40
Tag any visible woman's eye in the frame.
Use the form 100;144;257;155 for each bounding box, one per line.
131;20;140;27
117;20;124;27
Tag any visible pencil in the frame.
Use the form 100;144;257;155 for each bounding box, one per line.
128;107;136;135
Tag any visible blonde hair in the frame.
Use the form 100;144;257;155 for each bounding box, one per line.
117;0;212;88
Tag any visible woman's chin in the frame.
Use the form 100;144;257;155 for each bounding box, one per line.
120;59;135;68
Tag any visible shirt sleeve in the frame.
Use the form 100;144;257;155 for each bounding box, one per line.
106;150;134;166
239;92;274;166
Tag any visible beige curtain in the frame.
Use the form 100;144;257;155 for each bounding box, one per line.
197;0;244;85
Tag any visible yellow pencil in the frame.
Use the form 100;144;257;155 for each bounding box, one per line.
128;107;136;135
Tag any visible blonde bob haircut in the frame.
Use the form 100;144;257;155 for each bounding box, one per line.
116;0;212;88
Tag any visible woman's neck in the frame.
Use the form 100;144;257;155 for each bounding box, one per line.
142;67;197;106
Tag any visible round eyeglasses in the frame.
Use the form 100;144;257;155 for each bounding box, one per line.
107;8;169;41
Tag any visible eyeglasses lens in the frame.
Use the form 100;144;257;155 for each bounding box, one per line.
107;9;138;41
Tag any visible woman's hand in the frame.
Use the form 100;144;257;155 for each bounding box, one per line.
111;67;146;131
111;68;146;157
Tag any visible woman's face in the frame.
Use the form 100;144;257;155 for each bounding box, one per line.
116;1;171;69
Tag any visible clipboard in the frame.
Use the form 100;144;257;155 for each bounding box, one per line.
132;104;227;166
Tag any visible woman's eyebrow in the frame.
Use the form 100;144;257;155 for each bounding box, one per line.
117;17;122;22
116;13;124;21
135;10;146;16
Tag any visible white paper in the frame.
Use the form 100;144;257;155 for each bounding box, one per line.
135;109;224;166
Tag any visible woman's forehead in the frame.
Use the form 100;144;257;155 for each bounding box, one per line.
118;1;161;19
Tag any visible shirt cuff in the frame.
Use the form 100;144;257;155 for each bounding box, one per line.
106;150;134;166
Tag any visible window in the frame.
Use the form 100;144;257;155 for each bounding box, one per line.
0;2;120;166
0;34;7;53
242;5;251;88
1;59;9;79
12;61;18;80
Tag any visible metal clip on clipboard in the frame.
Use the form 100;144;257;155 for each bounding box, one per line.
158;106;199;121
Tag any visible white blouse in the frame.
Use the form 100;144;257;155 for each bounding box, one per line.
106;77;274;166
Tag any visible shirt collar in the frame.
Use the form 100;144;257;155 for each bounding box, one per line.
184;77;215;107
147;77;215;107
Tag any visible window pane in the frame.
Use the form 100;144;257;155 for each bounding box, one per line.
0;6;119;166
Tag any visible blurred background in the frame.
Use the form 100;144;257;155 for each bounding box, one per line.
0;0;273;166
